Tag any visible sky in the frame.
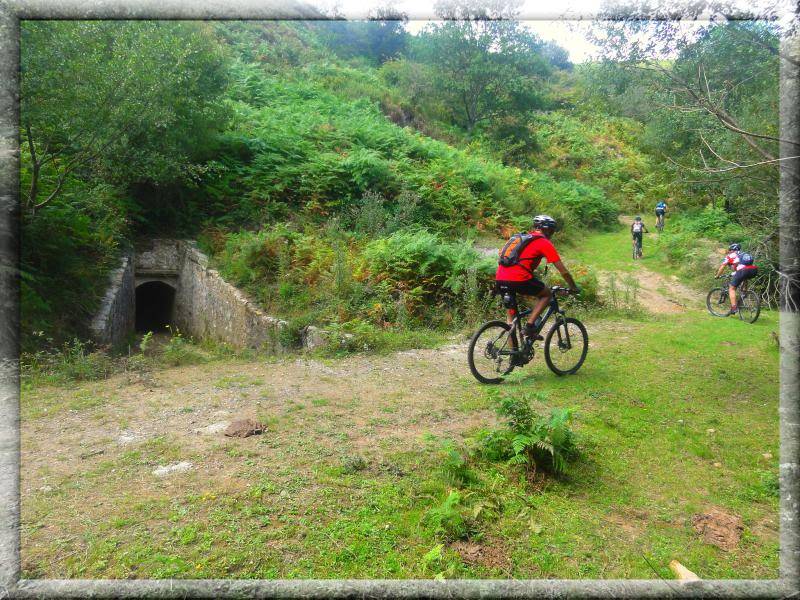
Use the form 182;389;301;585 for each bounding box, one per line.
312;0;792;64
405;20;603;63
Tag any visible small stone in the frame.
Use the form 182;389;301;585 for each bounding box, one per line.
707;428;716;434
713;462;722;468
677;419;684;424
762;452;773;459
153;461;193;477
193;421;230;435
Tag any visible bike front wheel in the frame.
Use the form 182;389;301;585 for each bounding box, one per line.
706;287;730;317
467;320;517;384
738;290;761;323
544;317;588;376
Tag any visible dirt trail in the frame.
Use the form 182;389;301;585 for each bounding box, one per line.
614;215;701;314
596;268;698;313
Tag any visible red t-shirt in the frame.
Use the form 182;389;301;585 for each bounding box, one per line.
495;233;561;282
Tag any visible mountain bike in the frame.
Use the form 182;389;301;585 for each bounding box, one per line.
632;235;643;260
706;273;761;323
467;286;588;384
656;212;665;232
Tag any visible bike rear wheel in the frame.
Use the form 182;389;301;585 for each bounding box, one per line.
544;317;588;376
738;290;761;323
467;320;517;384
706;287;731;317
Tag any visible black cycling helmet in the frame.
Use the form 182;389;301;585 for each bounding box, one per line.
533;214;557;231
634;216;642;221
729;243;741;252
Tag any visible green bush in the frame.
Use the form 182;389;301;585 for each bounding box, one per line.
361;228;495;318
424;490;473;541
474;391;579;477
680;204;745;240
21;338;115;385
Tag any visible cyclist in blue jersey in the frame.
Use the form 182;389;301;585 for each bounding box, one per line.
655;200;668;230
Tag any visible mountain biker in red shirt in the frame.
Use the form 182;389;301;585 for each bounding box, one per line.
495;215;579;341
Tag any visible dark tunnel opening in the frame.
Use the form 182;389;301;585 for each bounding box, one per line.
135;281;176;333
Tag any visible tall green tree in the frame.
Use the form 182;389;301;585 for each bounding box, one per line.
412;0;552;133
21;21;231;216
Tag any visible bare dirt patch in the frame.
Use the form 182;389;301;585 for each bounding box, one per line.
451;540;511;572
692;507;744;551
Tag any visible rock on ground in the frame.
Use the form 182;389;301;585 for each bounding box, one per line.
224;418;266;438
152;461;193;477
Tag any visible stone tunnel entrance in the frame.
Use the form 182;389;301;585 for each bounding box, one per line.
135;281;175;332
91;238;287;351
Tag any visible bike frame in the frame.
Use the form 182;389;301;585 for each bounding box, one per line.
500;288;571;359
632;234;643;257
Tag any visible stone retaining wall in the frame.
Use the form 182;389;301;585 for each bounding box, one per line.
88;253;135;350
172;243;287;351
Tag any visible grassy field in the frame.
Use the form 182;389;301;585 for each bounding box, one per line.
20;227;779;580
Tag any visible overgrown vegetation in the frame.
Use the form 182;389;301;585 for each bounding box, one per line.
20;11;783;355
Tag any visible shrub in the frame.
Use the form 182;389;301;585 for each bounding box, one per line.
21;338;114;385
474;391;579;477
360;228;495;320
681;204;745;240
161;328;207;367
424;490;473;541
439;440;477;487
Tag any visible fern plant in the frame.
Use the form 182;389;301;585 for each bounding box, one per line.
507;408;577;476
425;490;471;541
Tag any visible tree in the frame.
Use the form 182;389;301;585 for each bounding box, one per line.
20;21;231;216
318;3;409;65
413;0;552;133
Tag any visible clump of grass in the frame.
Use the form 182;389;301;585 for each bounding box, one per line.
21;338;114;386
602;272;645;318
341;454;368;474
159;327;207;367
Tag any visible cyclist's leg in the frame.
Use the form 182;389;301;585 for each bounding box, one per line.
526;289;551;329
729;270;745;311
517;278;550;330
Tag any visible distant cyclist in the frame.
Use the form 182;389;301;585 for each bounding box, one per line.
495;214;579;343
715;243;758;315
631;216;648;257
655;200;668;229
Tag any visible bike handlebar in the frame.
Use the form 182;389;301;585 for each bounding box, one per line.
552;285;578;295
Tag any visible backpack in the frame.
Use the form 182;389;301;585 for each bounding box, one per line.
632;221;644;233
738;252;754;266
656;202;666;210
498;233;544;273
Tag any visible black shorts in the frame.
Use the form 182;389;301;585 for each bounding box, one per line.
632;232;643;242
655;209;665;216
495;279;546;297
731;267;757;288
